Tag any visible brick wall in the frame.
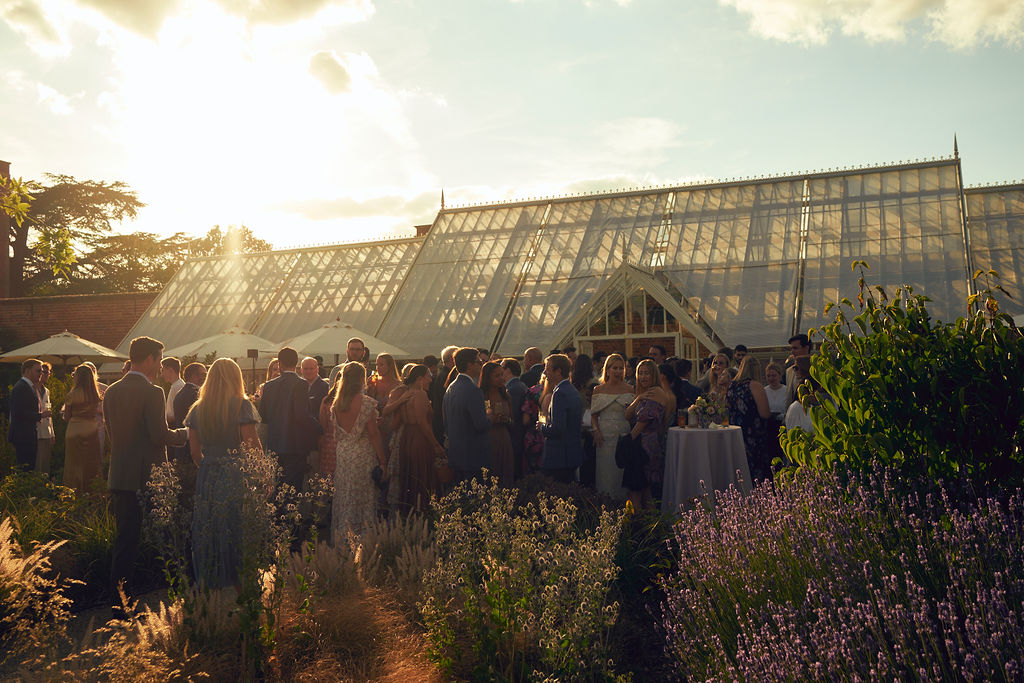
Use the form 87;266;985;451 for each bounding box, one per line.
0;292;158;351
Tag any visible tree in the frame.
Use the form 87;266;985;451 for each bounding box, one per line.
8;174;144;296
29;231;195;295
0;175;33;226
24;225;276;296
186;225;273;257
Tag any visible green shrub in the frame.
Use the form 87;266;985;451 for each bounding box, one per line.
419;474;624;681
784;263;1024;490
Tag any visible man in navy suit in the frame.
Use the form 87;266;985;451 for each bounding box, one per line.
538;353;584;484
520;347;544;389
443;347;492;483
7;359;50;470
259;347;321;489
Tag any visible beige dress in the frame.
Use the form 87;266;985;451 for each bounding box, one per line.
63;391;102;491
332;394;380;543
591;393;632;499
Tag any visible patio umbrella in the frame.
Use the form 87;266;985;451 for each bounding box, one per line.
162;325;279;362
282;318;411;361
0;331;128;371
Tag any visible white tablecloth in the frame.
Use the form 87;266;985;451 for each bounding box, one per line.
661;426;751;514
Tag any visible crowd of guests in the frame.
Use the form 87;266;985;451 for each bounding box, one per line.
5;332;821;604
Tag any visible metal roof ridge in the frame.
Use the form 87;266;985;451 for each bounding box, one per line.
181;234;425;264
441;156;968;212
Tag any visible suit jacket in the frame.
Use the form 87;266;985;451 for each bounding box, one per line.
104;372;187;491
521;363;544;390
259;371;321;456
442;374;492;472
540;379;584;470
675;380;703;411
7;378;41;445
307;376;330;423
172;382;200;429
505;376;527;458
429;367;451;443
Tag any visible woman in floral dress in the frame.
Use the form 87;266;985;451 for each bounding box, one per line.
725;356;772;482
185;358;262;589
624;359;670;510
331;362;389;542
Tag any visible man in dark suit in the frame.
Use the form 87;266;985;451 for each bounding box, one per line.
7;358;50;470
171;362;206;463
500;358;528;480
443;347;492;482
259;347;321;490
104;336;187;602
430;345;457;443
520;347;544;389
672;358;703;411
539;353;584;484
300;356;330;419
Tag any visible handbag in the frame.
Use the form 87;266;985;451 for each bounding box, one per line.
615;434;636;469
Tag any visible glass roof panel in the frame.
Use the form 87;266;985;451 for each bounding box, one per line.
255;238;422;343
376;205;547;357
499;193;671;355
966;185;1024;319
801;161;968;335
660;179;804;348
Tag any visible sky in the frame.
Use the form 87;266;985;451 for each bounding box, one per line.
2;0;1023;249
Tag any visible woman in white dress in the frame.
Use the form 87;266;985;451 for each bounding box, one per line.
331;362;389;543
590;354;633;499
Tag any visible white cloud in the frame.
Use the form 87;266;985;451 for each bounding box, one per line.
928;0;1024;47
720;0;1024;48
216;0;373;26
0;0;70;55
595;117;683;156
3;69;75;114
309;50;352;93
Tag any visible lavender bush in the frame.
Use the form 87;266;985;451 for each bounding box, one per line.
659;467;1024;681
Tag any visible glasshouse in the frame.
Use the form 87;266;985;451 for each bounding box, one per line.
116;154;1024;360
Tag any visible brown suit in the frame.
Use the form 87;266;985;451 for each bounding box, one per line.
103;371;186;597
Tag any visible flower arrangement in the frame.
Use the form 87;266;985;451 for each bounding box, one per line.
688;395;728;428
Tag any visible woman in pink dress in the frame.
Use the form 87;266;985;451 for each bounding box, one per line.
395;365;444;511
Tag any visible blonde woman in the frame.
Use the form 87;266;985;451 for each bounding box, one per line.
623;359;671;510
185;358;262;589
331;362;388;541
61;364;103;491
369;353;401;407
763;362;788;420
725;356;772;482
590;354;632;499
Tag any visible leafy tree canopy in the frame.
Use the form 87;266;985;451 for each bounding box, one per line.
8;174;273;296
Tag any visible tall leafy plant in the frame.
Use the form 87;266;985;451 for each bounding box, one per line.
783;262;1024;490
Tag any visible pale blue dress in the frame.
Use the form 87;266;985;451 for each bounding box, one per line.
187;397;261;589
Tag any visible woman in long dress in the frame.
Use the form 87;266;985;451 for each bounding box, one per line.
395;365;444;511
590;354;632;500
185;358;262;589
331;362;389;542
480;361;515;484
624;359;670;510
725;356;773;482
61;364;103;492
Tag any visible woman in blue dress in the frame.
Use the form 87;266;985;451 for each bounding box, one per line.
185;357;262;590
